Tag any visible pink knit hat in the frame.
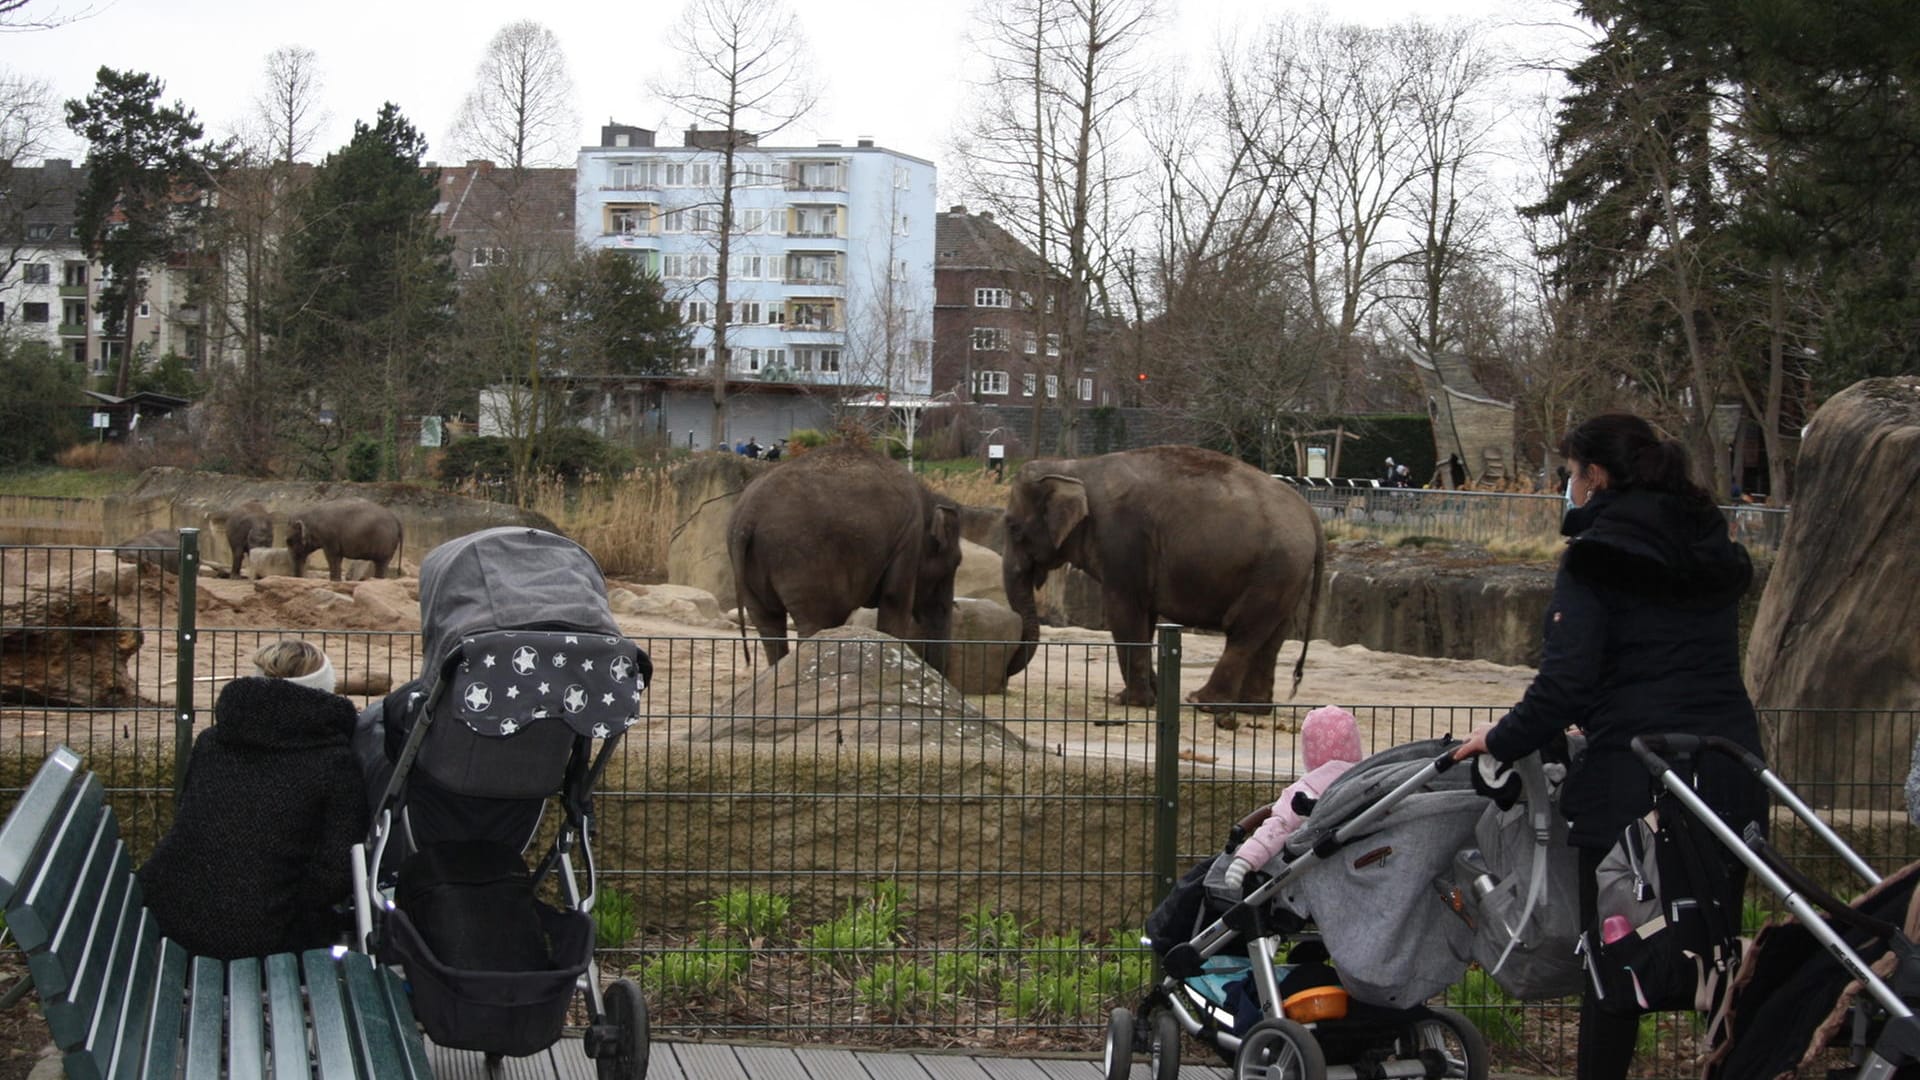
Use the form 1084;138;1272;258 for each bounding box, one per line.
1301;705;1362;770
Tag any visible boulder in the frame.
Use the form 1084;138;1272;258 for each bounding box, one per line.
955;540;1007;606
694;626;1028;750
1039;565;1107;631
845;598;1021;694
610;584;727;627
1748;378;1920;808
1314;543;1555;667
0;563;144;706
246;547;294;580
665;453;767;606
113;527;187;575
959;504;1006;553
350;581;404;624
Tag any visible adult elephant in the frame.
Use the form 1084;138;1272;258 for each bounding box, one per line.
286;498;404;580
1001;445;1324;716
223;501;272;578
727;444;962;675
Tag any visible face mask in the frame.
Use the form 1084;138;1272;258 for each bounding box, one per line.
1564;474;1576;510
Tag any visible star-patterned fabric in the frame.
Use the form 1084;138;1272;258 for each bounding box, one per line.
445;630;652;738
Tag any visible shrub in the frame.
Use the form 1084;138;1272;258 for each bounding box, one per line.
0;339;84;466
1006;965;1108;1021
930;950;994;995
345;435;384;482
538;427;619;481
804;881;909;958
961;905;1028;954
705;889;793;940
634;933;748;995
787;428;829;451
855;960;945;1017
437;436;515;485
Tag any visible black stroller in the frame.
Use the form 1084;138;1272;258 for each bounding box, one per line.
350;527;654;1078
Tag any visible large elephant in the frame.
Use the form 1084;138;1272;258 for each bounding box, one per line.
223;501;272;578
1001;445;1325;715
286;498;404;580
727;444;962;674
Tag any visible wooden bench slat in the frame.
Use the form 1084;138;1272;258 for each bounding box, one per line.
102;911;162;1080
137;940;189;1080
30;810;120;999
265;951;311;1080
13;774;106;948
183;955;225;1080
342;951;422;1080
0;746;82;907
302;948;359;1080
226;956;265;1080
42;851;131;1049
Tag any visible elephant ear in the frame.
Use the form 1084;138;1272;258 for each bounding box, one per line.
1038;474;1088;550
929;502;960;554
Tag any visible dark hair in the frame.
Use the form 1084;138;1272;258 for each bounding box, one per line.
1557;413;1712;504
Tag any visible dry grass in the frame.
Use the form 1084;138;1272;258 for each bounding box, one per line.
531;466;677;581
922;471;1007;510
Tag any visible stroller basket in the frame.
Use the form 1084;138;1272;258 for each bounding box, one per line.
381;841;594;1057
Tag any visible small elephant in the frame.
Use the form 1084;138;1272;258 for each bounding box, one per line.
1001;445;1325;717
727;444;962;675
286;498;404;581
223;501;273;578
114;528;185;575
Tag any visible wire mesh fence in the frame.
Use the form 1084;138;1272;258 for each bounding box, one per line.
0;537;1910;1077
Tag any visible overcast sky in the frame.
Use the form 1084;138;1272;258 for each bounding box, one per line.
16;0;1579;199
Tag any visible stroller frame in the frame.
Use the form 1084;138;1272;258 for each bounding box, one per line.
1116;741;1490;1080
1633;733;1920;1078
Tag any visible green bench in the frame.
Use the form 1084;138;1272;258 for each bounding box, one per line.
0;746;433;1079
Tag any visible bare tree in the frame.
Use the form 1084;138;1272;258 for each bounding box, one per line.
449;20;578;171
254;46;325;166
0;69;58;295
1;0;98;32
652;0;817;448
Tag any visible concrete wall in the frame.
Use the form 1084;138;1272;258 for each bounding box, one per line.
0;495;103;545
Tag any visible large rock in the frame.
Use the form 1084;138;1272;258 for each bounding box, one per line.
1748;378;1920;807
665;453;767;606
694;626;1028;750
610;583;728;627
101;467;553;578
848;598;1024;694
959;504;1006;553
247;546;384;582
955;540;1007;606
1039;566;1107;631
1315;542;1555;667
1;562;144;706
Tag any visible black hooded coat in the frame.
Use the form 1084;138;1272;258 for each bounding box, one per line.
1484;488;1766;848
138;677;369;959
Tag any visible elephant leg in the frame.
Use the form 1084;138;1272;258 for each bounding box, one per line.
230;552;243;579
1187;611;1288;722
1232;623;1289;717
1104;592;1157;708
750;602;792;666
326;553;344;582
372;558;390;579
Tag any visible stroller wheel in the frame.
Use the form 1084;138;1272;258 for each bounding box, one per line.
1401;1007;1488;1080
1232;1018;1326;1080
1148;1008;1181;1080
594;979;650;1080
1103;1008;1133;1080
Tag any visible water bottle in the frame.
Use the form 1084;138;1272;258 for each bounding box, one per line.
1601;915;1632;945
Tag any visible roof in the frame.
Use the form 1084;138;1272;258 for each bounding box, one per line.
82;390;192;409
935;209;1053;276
0;160;84;247
432;162;576;251
1406;348;1513;409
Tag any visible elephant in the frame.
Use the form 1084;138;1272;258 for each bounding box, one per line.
286;498;404;580
727;444;963;675
1001;445;1325;718
114;528;185;574
223;501;273;578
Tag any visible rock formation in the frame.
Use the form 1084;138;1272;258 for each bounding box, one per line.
0;559;143;706
1748;378;1920;807
665;453;766;607
850;597;1024;694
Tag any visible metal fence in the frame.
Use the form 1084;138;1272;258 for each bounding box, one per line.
1286;481;1791;557
0;533;1909;1078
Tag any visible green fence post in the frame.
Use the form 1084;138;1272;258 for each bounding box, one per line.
1153;623;1182;906
174;528;199;800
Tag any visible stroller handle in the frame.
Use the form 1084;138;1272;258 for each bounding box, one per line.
1630;734;1767;777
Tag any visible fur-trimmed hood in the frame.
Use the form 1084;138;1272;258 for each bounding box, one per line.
1561;489;1751;608
212;676;357;750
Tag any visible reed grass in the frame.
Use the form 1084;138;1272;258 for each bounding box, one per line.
531;465;677;581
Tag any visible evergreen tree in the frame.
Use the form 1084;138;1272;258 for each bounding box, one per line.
0;337;83;464
277;103;453;479
560;250;688;376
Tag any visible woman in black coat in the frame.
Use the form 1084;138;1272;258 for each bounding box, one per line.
138;641;370;960
1452;413;1765;1080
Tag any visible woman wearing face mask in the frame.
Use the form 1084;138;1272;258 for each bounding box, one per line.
1451;412;1765;1080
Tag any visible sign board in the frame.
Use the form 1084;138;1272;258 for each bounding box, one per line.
987;444;1005;461
419;415;444;448
1306;446;1329;479
91;412;110;429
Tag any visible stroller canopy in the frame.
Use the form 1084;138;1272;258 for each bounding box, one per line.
419;527;623;667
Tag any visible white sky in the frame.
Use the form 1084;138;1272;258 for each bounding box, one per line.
15;0;1580;200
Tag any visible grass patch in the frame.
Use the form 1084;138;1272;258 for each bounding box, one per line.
1445;967;1527;1050
0;466;141;498
593;888;638;949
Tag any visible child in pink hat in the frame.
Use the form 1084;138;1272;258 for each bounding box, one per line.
1223;705;1364;891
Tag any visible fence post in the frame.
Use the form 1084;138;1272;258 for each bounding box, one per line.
173;528;199;800
1153;623;1182;906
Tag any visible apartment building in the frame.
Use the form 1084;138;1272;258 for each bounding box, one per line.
0;159;213;378
575;124;936;403
432;160;577;281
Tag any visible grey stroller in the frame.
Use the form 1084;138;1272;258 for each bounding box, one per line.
350;527;654;1078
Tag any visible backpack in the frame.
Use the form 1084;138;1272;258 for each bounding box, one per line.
1580;778;1744;1018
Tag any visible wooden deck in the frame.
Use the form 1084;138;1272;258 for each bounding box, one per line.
424;1037;1232;1080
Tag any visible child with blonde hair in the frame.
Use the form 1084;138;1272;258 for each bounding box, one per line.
1222;705;1364;891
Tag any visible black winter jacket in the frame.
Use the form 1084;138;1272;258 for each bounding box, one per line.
1484;488;1766;848
138;677;370;959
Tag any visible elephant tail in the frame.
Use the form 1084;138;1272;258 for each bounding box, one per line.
1290;525;1327;700
728;526;754;668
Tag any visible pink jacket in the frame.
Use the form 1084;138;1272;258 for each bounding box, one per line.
1233;758;1356;872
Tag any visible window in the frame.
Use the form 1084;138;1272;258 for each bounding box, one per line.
607;204;650;234
665;254;712;279
1046;333;1061;357
682;300;710;324
730;254;765;280
765;347;786;370
892;259;910;282
818;348;840;373
71;340;90;370
894;212;910;236
765;303;785;324
609;162;638;188
1023;332;1037;355
23;263;48;285
789;160;844;191
26;223;53;241
137;301;150;318
1046;374;1060;398
1079;377;1094;402
789;301;837;331
62;299;87;326
793;348;812;372
786;252;841;284
22;302;48;323
471;247;507;267
974;288;1010;308
791;347;840;373
790;205;839;237
1021;373;1037;397
735;301;762;324
971;327;1009;351
741;208;765;234
973;370;1009;395
63;262;88;287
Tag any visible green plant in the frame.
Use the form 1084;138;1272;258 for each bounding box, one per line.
1006;965;1109;1021
592;889;637;950
804;881;908;957
437;435;515;485
855;960;945;1017
345;434;384;482
1025;930;1086;973
633;933;747;995
705;889;793;940
1444;967;1526;1050
931;950;994;994
787;428;828;450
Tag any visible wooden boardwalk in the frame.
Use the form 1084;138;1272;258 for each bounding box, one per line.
425;1037;1233;1080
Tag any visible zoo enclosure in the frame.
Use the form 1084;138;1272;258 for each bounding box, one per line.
0;534;1908;1078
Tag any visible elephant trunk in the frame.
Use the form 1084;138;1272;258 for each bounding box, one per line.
1003;554;1044;679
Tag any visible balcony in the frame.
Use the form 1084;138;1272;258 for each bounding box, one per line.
58;323;87;338
59;284;88;298
783;272;843;288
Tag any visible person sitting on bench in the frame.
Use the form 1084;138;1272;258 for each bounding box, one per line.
138;640;370;959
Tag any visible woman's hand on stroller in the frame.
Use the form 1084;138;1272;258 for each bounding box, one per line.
1452;723;1496;761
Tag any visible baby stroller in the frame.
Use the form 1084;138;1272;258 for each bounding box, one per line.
1112;737;1580;1080
349;527;655;1078
1633;734;1920;1079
